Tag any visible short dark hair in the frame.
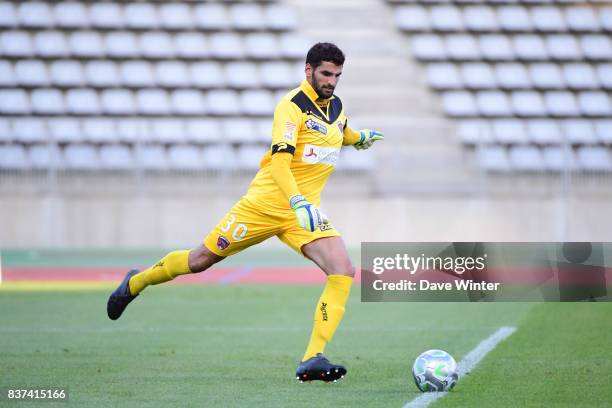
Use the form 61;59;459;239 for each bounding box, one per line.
305;42;345;70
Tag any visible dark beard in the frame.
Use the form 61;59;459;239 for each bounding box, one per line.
310;74;334;99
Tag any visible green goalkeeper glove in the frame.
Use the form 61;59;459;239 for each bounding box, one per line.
290;194;328;232
354;129;384;150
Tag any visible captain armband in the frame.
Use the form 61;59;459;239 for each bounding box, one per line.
271;142;296;155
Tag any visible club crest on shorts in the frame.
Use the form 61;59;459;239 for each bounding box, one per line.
217;236;230;250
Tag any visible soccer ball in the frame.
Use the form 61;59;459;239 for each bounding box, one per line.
412;349;458;392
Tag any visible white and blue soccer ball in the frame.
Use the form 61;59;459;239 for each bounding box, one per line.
412;349;458;392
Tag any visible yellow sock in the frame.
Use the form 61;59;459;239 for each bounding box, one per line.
302;275;352;361
128;250;191;295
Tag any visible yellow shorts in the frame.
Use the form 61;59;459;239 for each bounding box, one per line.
203;196;340;257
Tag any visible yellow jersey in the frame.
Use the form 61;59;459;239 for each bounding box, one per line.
244;80;359;211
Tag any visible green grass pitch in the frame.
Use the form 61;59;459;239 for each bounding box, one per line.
1;285;611;407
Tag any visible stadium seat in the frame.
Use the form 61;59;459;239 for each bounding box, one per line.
29;144;61;170
265;4;298;31
531;7;566;32
279;34;311;59
565;7;600;32
0;144;29;169
427;63;462;89
245;33;280;59
479;35;515;61
0;118;10;143
18;2;53;28
456;120;493;145
546;35;582;61
597;64;612;90
168;145;205;170
30;89;65;114
542;146;577;172
174;33;209;58
529;63;565;89
48;118;82;143
85;61;120;87
544;91;580;117
105;32;139;58
120;61;156;87
479;146;510;172
253;118;272;143
34;31;69;57
54;2;89;28
90;3;124;29
82;118;117;143
158;3;193;29
241;90;275;116
396;5;430;32
206;90;240;115
491;119;528;144
194;3;229;30
100;89;136;115
171;90;207;115
51;60;85;87
446;35;480;60
237;145;267;171
463;6;499;32
70;31;105;57
442;91;477;117
260;62;298;88
461;63;496;89
477;91;512;117
601;8;612;32
190;62;225;88
495;63;530;89
225;62;260;88
151;119;185;143
526;119;563;144
581;35;612;60
0;61;15;86
186;119;222;143
12;118;46;143
513;35;548;61
134;144;167;170
156;62;190;88
411;35;446;60
202;144;237;171
140;32;175;58
0;89;30;114
578;92;612;116
222;119;256;143
509;145;544;171
14;60;49;86
511;91;547;117
230;4;265;31
209;33;245;59
1;31;33;57
66;89;100;115
117;118;148;143
562;119;597;145
64;144;100;170
0;2;17;27
563;63;599;90
124;3;159;29
137;89;171;115
576;146;612;171
99;144;133;170
429;5;464;32
595;120;612;144
496;6;532;32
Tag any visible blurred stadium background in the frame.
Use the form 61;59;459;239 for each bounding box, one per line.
0;0;611;250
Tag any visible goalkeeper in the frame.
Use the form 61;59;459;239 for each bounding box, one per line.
107;42;383;383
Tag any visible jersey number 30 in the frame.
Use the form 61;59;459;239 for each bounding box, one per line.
221;214;248;241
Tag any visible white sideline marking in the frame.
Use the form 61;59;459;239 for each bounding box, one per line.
403;326;517;408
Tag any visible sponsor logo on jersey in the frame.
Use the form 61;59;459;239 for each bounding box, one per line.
337;121;344;133
217;236;230;250
283;121;296;141
305;118;327;135
301;144;340;165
